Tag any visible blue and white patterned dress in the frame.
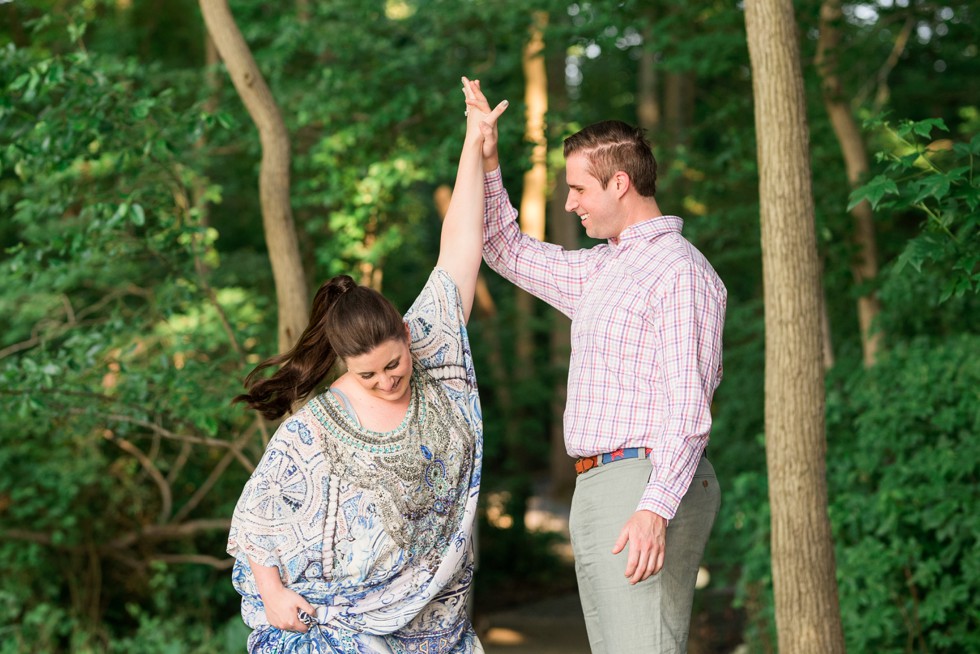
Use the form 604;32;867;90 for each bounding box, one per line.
228;269;484;653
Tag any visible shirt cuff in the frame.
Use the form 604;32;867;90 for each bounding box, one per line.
484;166;503;196
637;482;682;521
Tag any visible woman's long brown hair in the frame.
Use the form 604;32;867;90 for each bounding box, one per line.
233;275;406;421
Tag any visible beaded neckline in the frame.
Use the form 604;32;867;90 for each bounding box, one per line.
310;369;427;455
322;370;425;438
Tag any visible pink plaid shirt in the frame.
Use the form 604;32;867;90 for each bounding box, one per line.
483;168;726;519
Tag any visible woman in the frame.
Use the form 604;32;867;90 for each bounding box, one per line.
227;79;507;653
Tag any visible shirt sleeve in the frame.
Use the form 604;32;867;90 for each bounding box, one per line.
483;166;602;319
404;267;475;393
226;414;325;583
638;266;726;519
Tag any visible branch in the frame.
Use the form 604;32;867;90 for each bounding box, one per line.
171;423;256;523
100;412;256;470
167;440;193;485
153;553;235;569
108;518;231;549
0;529;57;545
855;16;914;109
103;431;173;524
0;287;151;361
2;521;232;557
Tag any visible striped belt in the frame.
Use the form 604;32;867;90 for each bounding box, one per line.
574;447;653;475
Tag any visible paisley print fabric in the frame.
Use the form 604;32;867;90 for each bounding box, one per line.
228;268;484;653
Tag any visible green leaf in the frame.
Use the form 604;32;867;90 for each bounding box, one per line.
215;112;237;129
848;175;899;211
893;235;945;274
912;175;951;204
109;202;129;228
131;100;153;120
912;118;948;138
10;73;31;91
130;203;145;226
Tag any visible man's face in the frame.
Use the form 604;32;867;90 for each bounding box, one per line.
564;152;623;240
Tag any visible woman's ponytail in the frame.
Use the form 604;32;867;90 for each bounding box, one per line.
233;275;358;420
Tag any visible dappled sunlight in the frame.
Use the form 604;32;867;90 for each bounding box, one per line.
483;627;527;646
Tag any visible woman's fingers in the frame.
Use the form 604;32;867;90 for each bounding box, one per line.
463;77;492;112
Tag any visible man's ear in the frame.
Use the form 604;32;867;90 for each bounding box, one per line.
614;171;630;196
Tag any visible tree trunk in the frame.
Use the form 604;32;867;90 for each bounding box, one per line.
199;0;309;353
358;216;383;291
502;9;552;523
744;0;846;652
637;19;661;133
520;11;549;245
816;0;882;367
516;11;550;380
545;31;576;501
546;165;577;501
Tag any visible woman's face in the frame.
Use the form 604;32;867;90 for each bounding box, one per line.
343;327;412;403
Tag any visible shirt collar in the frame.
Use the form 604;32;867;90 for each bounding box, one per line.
608;215;683;248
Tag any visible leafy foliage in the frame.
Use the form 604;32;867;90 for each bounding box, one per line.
0;0;977;651
828;335;980;653
0;16;257;652
849;117;980;301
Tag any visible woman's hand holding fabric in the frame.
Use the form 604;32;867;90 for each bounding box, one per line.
248;556;317;632
262;585;317;633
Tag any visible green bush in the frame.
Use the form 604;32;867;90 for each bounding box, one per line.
728;335;979;653
827;334;980;653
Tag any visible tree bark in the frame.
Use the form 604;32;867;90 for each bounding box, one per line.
545;30;577;501
816;0;882;367
546;163;577;501
637;19;661;133
744;0;846;652
520;11;549;245
199;0;309;353
516;11;550;382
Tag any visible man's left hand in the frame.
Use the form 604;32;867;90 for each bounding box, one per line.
612;509;667;584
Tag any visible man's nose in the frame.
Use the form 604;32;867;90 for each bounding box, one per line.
565;194;576;213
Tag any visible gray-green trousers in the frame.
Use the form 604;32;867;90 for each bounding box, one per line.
569;455;720;653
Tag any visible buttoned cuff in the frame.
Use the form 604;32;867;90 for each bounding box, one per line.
637;482;682;521
484;166;503;195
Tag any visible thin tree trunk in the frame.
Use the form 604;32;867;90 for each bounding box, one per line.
546;166;576;501
516;11;550;377
504;9;552;526
358;216;383;291
637;19;661;133
199;0;309;353
744;0;846;651
204;33;220;114
520;12;549;244
664;72;686;149
546;31;576;501
819;258;836;370
816;0;882;367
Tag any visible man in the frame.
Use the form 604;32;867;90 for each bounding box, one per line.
464;79;725;653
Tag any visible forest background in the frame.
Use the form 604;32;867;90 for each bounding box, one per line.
0;0;977;652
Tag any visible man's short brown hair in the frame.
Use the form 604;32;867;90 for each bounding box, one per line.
563;120;658;197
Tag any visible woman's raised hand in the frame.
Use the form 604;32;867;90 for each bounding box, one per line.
461;77;507;162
